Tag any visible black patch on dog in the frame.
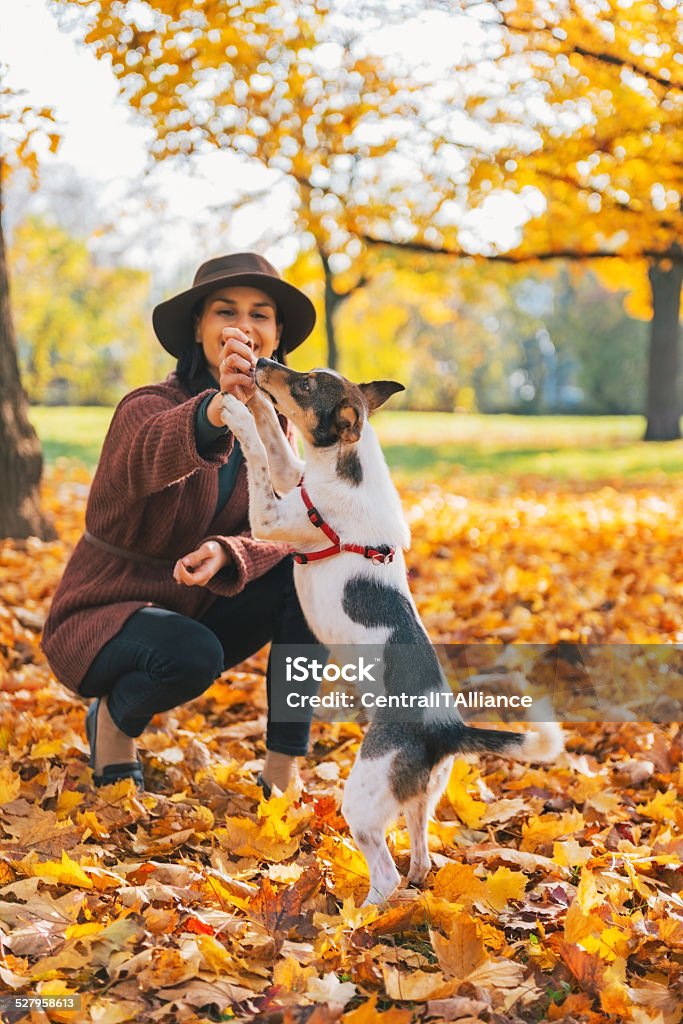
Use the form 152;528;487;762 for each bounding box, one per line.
311;408;339;448
342;575;522;791
342;576;426;645
336;448;363;485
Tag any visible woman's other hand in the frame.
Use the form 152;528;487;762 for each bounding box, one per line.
173;541;230;586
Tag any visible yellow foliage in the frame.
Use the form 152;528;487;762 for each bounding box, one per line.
4;462;683;1020
521;809;585;852
25;851;93;889
464;0;682;316
445;758;487;827
484;867;527;912
429;913;487;978
0;73;61;185
0;764;21;803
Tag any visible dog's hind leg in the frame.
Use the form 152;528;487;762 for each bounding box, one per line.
342;752;401;905
404;796;430;887
404;756;452;887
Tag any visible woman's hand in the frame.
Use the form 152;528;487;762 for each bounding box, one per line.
220;328;257;403
205;329;257;427
173;541;230;587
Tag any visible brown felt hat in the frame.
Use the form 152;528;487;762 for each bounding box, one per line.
152;252;317;357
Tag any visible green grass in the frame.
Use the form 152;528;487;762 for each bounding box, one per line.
374;411;683;480
29;405;683;480
31;407;114;468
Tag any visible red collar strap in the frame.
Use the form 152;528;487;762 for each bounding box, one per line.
293;483;395;566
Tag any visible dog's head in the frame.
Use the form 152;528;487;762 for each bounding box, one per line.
255;359;404;447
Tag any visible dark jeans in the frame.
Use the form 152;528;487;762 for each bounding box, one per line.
79;556;322;756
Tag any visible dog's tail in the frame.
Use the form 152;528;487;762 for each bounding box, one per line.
456;719;564;763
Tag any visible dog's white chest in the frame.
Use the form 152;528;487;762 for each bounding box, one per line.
293;559;395;646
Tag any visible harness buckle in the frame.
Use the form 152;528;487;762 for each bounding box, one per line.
293;552;309;564
366;546;395;565
307;506;324;528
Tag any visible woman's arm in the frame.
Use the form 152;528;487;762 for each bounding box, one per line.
199;531;293;597
105;388;233;501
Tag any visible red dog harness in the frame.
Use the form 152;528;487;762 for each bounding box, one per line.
293;483;396;566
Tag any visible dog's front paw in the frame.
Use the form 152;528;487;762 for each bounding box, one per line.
220;393;257;441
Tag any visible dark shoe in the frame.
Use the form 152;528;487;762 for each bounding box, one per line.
85;698;145;790
256;772;272;799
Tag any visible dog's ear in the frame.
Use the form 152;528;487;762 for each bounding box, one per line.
359;380;405;415
334;401;363;444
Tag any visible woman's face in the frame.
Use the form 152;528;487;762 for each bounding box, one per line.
195;285;282;380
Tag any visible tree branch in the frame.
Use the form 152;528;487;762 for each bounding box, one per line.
360;233;683;263
489;3;683;94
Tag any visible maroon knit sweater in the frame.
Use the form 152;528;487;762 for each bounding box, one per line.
42;374;292;695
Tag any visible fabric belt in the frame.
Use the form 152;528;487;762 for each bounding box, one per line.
83;530;175;569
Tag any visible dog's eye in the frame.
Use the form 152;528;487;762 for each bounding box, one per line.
299;379;311;392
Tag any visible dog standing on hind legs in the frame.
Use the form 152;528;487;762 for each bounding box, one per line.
221;360;564;905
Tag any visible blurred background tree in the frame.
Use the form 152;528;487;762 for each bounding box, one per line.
10;215;151;405
0;71;59;539
1;0;676;430
361;0;682;436
54;0;454;370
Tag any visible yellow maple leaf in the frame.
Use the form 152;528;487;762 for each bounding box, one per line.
317;835;370;902
342;993;413;1024
196;935;240;973
583;926;631;962
0;764;21;803
445;759;487;828
599;957;631;1015
65;921;105;941
75;809;110;841
432;861;486;907
220;817;299;862
521;809;585;852
29;738;64;758
429;914;487;978
574;870;602;914
484;866;527;911
56;790;84;818
382;965;459;1001
553;839;592;868
637;789;679;823
273;956;316;993
202;875;249;912
27;851;92;889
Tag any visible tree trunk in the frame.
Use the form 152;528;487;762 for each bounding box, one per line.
644;257;683;441
321;253;340;371
0;173;55;540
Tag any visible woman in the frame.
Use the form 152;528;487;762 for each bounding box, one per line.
42;252;321;794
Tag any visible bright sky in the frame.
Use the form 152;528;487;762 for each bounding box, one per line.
2;0;530;278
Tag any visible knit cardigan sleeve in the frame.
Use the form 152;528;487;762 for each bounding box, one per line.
108;386;234;500
203;531;293;597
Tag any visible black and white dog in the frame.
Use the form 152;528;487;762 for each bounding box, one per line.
221;362;563;904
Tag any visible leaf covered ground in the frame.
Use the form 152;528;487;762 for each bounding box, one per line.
1;465;682;1024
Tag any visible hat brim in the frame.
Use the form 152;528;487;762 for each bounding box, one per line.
152;272;317;357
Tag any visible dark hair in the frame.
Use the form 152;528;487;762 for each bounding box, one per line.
175;295;286;391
